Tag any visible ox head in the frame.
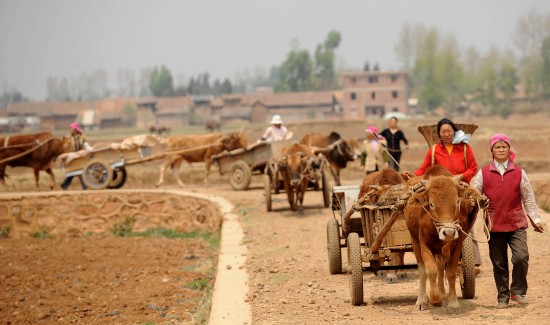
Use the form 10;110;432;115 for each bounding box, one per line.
222;131;248;151
347;139;362;160
278;152;321;189
411;175;465;241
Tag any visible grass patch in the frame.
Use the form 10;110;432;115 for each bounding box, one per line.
187;278;210;291
131;228;221;248
0;226;9;238
33;229;53;239
111;216;136;237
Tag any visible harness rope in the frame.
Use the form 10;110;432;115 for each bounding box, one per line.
419;197;492;243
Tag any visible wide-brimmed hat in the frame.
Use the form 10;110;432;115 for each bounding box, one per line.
270;115;283;124
69;122;83;134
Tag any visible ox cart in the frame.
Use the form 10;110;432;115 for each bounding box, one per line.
328;185;477;306
61;145;166;190
263;150;332;212
327;123;480;306
61;140;224;190
211;141;283;191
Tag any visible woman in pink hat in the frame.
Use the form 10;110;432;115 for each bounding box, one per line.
471;133;544;309
360;125;388;175
61;122;92;190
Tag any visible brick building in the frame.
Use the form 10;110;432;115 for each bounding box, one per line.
340;71;409;120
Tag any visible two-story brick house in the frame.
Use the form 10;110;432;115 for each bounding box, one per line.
340;71;409;119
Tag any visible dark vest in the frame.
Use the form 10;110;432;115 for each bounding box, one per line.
481;162;528;232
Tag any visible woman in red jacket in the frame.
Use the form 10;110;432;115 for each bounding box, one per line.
413;118;477;183
412;118;482;271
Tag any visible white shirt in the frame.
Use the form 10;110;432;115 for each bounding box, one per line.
261;125;288;142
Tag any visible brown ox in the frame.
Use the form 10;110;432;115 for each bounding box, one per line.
157;131;248;187
300;132;358;186
404;171;486;313
358;168;408;283
0;132;73;190
278;143;321;214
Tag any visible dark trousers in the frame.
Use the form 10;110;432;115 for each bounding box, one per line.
61;175;87;190
488;229;529;302
388;151;402;171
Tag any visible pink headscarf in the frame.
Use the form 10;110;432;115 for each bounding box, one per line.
489;133;515;163
365;126;382;139
69;122;83;134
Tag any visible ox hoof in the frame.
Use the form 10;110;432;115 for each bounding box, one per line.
377;270;388;278
447;306;461;314
385;274;398;284
397;271;408;279
415;303;428;311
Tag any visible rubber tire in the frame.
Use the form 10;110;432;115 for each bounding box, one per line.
263;174;272;212
460;236;476;299
228;160;252;190
108;167;127;189
348;232;364;306
82;160;113;190
321;169;331;208
327;219;342;274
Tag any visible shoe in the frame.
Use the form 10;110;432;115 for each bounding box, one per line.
511;294;528;304
497;301;508;309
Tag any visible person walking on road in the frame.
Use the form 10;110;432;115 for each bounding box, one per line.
380;116;408;171
471;133;544;309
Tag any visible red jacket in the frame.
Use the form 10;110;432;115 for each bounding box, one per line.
414;142;478;183
481;162;528;232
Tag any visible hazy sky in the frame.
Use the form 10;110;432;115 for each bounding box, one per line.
2;0;550;100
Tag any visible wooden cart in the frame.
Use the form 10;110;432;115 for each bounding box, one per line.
61;145;166;190
328;184;477;306
262;153;331;212
211;141;287;191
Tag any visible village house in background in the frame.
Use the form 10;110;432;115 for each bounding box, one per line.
339;71;409;119
3;69;415;132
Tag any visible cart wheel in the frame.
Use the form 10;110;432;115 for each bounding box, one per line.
263;174;272;212
460;236;476;299
273;172;281;194
82;160;113;190
228;160;252;190
327;218;342;274
347;232;363;306
108;167;127;189
321;169;332;208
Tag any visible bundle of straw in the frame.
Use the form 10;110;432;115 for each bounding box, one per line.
417;123;478;147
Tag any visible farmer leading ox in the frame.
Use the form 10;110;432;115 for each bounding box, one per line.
404;172;488;313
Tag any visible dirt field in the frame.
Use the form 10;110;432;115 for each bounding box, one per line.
1;113;550;324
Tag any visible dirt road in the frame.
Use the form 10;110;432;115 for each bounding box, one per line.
197;173;550;325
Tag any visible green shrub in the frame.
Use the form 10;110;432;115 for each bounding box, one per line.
187;278;209;291
33;229;53;239
0;226;9;238
111;216;136;237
